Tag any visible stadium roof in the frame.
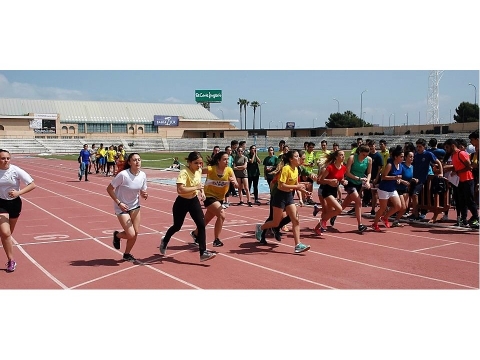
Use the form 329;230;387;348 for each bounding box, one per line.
0;98;234;124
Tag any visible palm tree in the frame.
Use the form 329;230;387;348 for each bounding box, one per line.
200;102;210;111
237;98;249;130
250;101;260;130
237;98;244;129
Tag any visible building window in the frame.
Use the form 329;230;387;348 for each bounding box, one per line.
112;124;126;133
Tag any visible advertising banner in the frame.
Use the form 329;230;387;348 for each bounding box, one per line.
153;115;179;126
195;90;222;103
286;122;295;129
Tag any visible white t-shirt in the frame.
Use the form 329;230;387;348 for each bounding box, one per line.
0;165;34;200
110;169;147;213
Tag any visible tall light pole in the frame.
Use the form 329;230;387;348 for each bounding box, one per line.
360;89;367;126
333;98;340;113
389;113;394;127
259;102;267;129
405;113;409;127
469;83;477;106
218;108;224;119
269;120;273;129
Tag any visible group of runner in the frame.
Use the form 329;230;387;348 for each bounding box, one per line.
2;132;478;271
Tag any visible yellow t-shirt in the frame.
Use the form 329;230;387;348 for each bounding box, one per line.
278;164;298;189
97;147;107;157
106;149;117;162
176;168;202;199
380;149;390;172
204;166;234;200
315;149;331;171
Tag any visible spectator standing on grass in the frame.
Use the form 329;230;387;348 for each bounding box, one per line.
78;144;91;182
105;145;117;176
255;149;311;253
263;146;278;189
233;147;252;206
96;143;106;174
247;144;262;204
190;151;238;248
277;140;286;157
159;152;216;262
88;144;96;174
107;153;148;263
0;149;36;273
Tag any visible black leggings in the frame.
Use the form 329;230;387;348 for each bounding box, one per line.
248;175;260;201
261;201;291;238
163;196;207;254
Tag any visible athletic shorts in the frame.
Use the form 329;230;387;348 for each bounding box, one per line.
377;189;399;200
270;190;294;210
345;182;362;195
411;183;424;196
0;197;22;218
204;197;223;208
321;184;339;199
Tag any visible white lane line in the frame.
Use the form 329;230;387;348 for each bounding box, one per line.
11;236;68;289
218;252;336;289
22;196;201;290
413;242;459;252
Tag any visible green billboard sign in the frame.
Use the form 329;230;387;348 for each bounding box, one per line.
195;90;222;103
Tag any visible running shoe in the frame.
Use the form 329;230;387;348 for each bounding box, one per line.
273;229;282;242
190;231;199;246
6;259;16;272
313;205;321;217
200;250;216;262
248;201;253;207
371;224;381;232
358;224;368;232
391;221;404;228
294;243;311;253
314;227;323;236
330;216;337;227
123;253;137;262
254;200;261;205
113;231;121;250
347;208;355;215
321;219;327;229
470;219;479;229
370;209;376;216
213;238;224;247
255;224;263;241
259;238;268;245
381;216;391;228
159;237;167;255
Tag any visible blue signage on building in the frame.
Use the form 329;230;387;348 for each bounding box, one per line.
153;115;179;126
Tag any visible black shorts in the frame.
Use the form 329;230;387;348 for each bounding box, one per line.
271;190;294;210
345;182;362;195
322;184;339;199
204;197;223;208
0;197;22;218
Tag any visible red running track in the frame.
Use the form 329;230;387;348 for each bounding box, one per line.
1;156;478;290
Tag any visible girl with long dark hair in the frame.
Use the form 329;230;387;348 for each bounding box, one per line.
159;152;216;262
106;152;148;262
190;151;238;247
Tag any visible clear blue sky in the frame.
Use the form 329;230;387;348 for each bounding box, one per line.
0;70;477;129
